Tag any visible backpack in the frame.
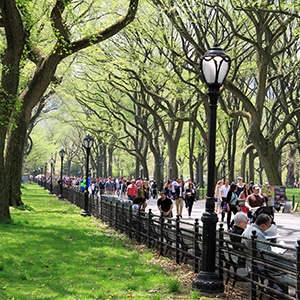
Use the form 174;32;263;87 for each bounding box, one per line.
230;193;238;206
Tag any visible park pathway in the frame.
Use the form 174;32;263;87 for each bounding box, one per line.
145;196;300;248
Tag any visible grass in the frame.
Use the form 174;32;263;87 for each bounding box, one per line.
0;184;199;300
285;188;300;201
285;188;300;211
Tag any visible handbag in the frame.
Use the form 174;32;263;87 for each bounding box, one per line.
222;202;228;212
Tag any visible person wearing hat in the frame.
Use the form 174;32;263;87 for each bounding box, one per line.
245;184;265;209
157;190;173;218
236;176;245;197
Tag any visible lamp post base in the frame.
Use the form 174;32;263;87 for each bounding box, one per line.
192;271;224;296
81;210;91;217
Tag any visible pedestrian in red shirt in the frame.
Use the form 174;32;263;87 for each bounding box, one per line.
127;180;138;201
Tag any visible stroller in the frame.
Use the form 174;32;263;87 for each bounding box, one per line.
249;206;275;224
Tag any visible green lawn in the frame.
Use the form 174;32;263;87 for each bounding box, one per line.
285;188;300;201
0;184;198;300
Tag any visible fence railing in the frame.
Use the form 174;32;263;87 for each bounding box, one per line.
37;181;300;299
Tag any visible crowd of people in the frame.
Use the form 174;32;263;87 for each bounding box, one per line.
47;173;282;227
56;174;279;224
57;175;199;219
214;177;275;231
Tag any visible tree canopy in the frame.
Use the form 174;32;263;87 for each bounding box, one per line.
0;0;138;222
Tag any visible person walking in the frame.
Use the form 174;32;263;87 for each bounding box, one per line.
151;180;158;199
246;184;265;209
105;177;115;195
246;184;265;221
185;182;196;218
171;178;178;200
175;179;184;218
138;180;148;211
227;183;240;230
238;183;252;214
214;179;223;217
220;179;230;222
236;176;245;197
127;179;138;201
157;190;173;218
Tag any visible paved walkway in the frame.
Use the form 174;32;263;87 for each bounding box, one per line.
145;197;300;248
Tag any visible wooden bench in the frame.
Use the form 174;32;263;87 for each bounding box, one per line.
256;248;296;298
177;228;201;263
222;233;297;299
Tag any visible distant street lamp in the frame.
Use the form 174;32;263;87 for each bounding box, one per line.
192;45;230;294
58;149;65;199
140;167;143;179
49;158;55;194
40;166;43;186
169;164;173;180
44;162;48;189
81;135;94;217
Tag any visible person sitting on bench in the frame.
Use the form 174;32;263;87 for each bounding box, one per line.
230;212;248;243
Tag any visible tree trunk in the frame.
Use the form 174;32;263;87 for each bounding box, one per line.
153;152;163;185
5;114;27;206
286;147;296;187
108;146;113;177
250;131;282;185
0;128;11;221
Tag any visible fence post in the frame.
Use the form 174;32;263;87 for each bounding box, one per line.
250;230;258;300
160;212;164;256
194;218;200;273
95;195;98;217
296;239;300;299
105;198;109;223
218;223;224;281
137;209;141;243
147;209;152;248
115;202;118;230
102;198;106;222
120;202;125;233
128;203;132;239
90;194;94;216
99;196;103;219
175;215;180;264
109;199;113;227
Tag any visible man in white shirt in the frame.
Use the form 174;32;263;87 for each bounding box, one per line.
220;179;230;222
171;178;178;200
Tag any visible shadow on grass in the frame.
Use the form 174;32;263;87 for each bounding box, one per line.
0;184;186;299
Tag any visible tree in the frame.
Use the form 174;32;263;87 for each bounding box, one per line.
151;0;300;185
69;8;207;182
24;1;300;189
0;0;138;222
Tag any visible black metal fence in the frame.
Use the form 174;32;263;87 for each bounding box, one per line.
37;181;300;299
